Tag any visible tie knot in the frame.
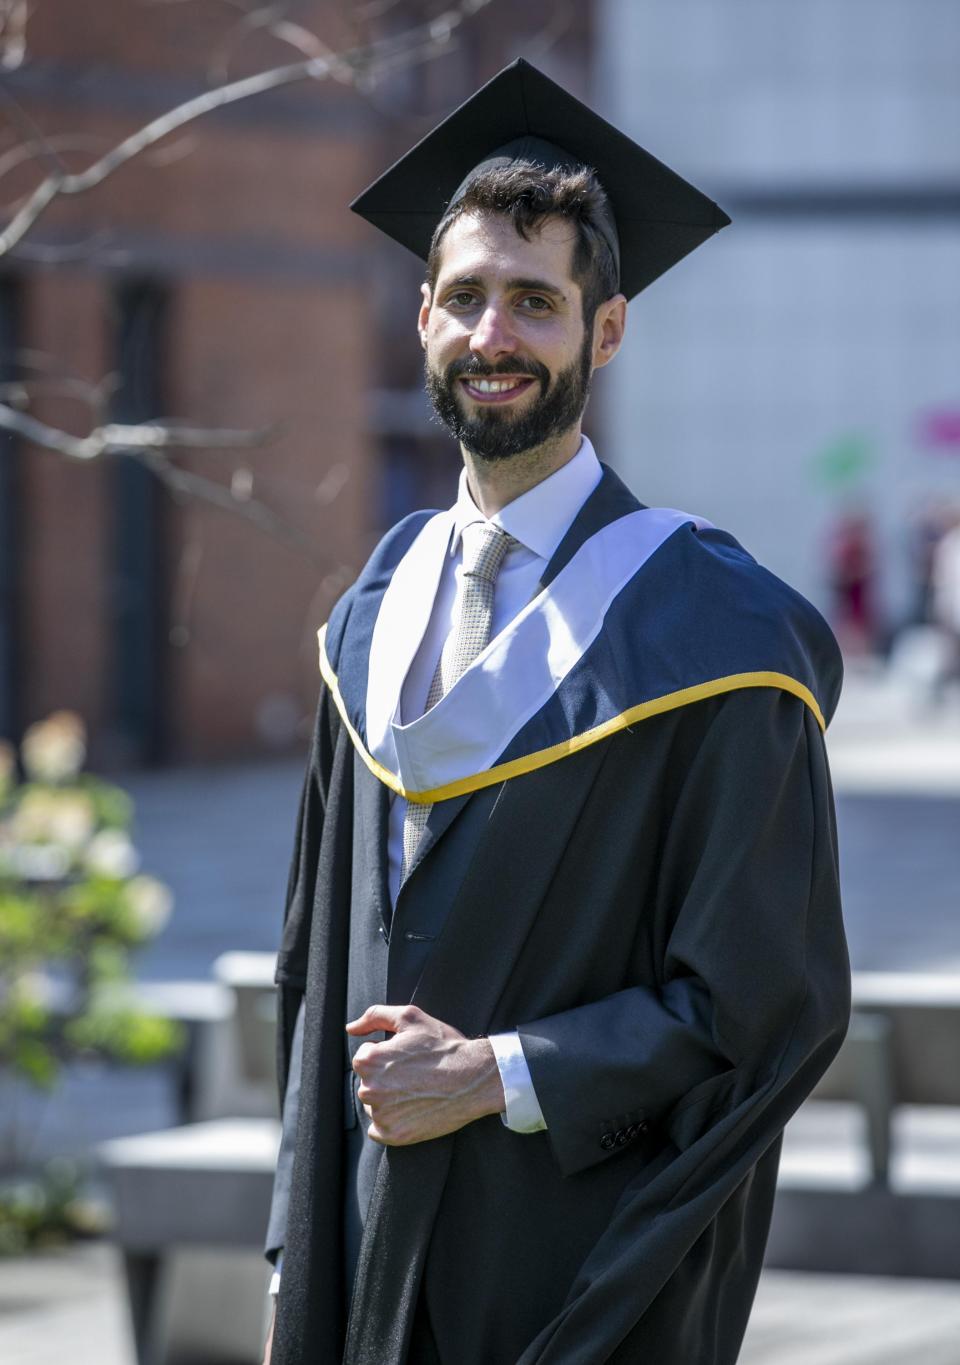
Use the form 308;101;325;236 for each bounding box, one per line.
462;523;515;584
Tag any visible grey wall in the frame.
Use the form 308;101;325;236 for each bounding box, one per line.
595;0;960;625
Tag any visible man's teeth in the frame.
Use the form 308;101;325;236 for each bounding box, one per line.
467;378;525;393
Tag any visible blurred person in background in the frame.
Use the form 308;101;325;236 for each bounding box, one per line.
826;508;878;657
261;61;850;1365
907;503;948;628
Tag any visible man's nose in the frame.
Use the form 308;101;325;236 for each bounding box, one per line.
469;303;517;363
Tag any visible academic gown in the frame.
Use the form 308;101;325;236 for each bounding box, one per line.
266;467;850;1365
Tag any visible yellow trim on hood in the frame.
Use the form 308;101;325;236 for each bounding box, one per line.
317;624;826;805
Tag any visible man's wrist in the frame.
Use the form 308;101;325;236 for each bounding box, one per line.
466;1036;506;1120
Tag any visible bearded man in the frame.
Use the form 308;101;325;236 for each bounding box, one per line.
261;59;849;1365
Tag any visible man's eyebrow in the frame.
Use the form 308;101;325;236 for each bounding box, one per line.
507;277;568;300
438;274;568;301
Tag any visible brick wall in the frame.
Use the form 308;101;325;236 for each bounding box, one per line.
5;0;595;764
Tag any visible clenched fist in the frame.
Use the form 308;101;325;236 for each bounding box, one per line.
346;1004;505;1145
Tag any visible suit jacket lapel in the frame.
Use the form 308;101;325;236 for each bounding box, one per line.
354;753;392;937
411;790;470;866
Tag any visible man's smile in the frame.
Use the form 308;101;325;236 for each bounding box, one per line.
460;376;536;404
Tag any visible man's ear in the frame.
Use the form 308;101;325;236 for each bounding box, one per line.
418;282;431;348
592;294;627;370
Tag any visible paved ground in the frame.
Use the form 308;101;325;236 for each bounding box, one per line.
0;1245;131;1365
742;1270;960;1365
4;664;960;1361
4;1242;960;1365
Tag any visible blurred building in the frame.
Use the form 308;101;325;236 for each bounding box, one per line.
0;0;592;765
597;0;960;640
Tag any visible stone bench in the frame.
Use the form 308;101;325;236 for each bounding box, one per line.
768;1101;960;1277
809;972;960;1183
97;1118;280;1365
95;953;282;1364
767;971;960;1278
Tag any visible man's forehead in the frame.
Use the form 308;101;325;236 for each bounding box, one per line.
433;211;579;291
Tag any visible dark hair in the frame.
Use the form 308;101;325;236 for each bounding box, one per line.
424;162;619;326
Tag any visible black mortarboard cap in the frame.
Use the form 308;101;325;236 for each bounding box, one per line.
351;58;730;300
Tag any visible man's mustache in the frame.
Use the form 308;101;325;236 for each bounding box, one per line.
445;355;551;392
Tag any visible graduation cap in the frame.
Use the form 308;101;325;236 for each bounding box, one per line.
350;58;730;301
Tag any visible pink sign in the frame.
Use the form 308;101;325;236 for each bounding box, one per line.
918;409;960;451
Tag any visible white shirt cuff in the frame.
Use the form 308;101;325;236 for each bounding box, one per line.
488;1031;547;1133
269;1250;283;1297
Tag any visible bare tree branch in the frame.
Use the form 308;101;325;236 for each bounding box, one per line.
0;132;199;192
0;400;275;459
0;374;119;418
0;396;326;561
201;1;354;86
0;0;494;257
138;449;327;563
0;58;331;256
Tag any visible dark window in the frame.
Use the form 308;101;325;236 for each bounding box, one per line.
108;279;169;765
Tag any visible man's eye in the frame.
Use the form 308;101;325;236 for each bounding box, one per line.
449;292;478;307
521;295;551;312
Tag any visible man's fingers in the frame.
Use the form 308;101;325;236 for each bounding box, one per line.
345;1003;422;1036
352;1042;380;1075
366;1118;407;1147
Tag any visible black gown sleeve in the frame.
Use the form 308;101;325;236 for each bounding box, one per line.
518;687;850;1177
263;684;339;1264
263;997;304;1263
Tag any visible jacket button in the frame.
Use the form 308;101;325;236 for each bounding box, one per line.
615;1129;629;1146
637;1120;649;1135
625;1123;639;1140
600;1133;616;1150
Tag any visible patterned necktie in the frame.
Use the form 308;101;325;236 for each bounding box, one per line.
401;522;516;882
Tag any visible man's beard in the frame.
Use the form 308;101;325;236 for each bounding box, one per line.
424;333;593;462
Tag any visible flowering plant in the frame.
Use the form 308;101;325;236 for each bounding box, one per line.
0;712;185;1248
0;711;182;1098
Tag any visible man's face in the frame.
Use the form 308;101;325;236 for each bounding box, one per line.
420;212;594;462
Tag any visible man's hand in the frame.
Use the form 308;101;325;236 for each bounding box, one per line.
346;1004;505;1145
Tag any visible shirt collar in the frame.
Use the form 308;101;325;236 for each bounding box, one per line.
449;435;603;563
